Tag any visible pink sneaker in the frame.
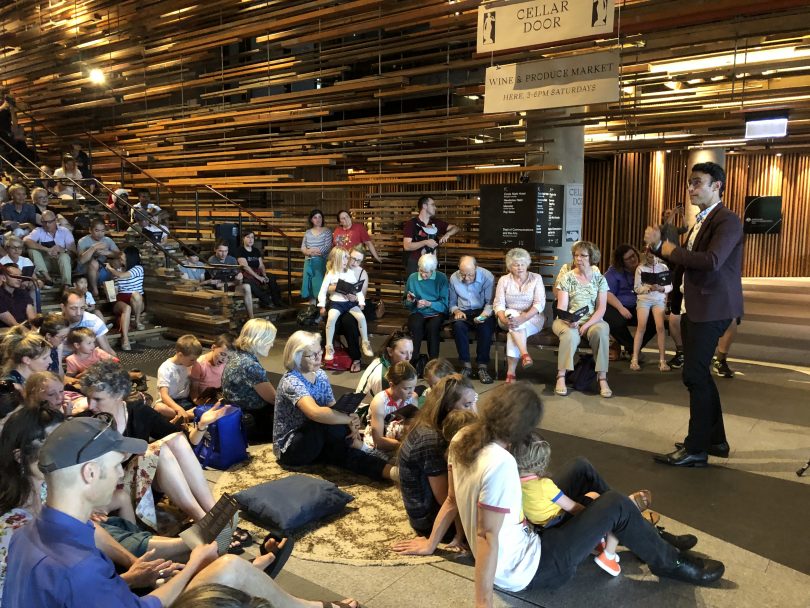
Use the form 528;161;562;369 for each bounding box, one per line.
594;551;621;576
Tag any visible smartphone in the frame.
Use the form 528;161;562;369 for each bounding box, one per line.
474;315;486;324
406;291;416;302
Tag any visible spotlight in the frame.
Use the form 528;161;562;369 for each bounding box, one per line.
89;69;106;84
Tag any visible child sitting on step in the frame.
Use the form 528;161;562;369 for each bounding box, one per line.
318;247;373;361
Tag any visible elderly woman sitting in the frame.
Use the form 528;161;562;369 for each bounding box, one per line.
553;241;612;398
493;248;546;383
222;318;277;442
404;253;449;366
272;330;395;481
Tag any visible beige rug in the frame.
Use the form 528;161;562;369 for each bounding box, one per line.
213;445;445;566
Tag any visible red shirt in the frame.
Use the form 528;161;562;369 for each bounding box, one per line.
333;223;370;251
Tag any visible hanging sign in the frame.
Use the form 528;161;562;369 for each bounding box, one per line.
564;183;583;242
477;0;615;53
484;50;619;113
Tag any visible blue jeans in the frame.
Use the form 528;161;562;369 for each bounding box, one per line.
451;308;495;365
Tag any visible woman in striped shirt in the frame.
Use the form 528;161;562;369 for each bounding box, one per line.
105;246;145;352
300;208;332;305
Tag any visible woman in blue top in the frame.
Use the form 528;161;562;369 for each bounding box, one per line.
404;253;449;365
272;330;395;481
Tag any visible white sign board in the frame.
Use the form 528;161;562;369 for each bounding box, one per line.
478;0;615;53
484;50;620;113
565;183;583;242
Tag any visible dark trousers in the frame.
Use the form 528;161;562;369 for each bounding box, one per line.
277;421;387;480
408;313;445;361
452;309;496;366
603;304;656;351
334;311;362;361
531;457;678;589
244;405;274;444
681;315;731;453
246;274;283;306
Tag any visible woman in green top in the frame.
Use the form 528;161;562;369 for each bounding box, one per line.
404;254;449;366
553;241;612;398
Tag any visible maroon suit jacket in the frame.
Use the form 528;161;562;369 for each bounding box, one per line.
665;203;743;323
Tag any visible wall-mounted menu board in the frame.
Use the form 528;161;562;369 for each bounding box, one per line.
479;183;564;250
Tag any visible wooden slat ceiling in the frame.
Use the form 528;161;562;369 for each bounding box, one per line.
1;0;810;193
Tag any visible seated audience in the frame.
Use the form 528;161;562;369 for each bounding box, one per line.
72;274;105;322
222;319;277;441
31;187;72;229
208;239;254;319
60;288;116;357
493;248;546;383
356;330;413;403
273;331;395;481
190;333;233;404
32;165;57;195
64;327;117;378
70;141;91;178
3;414;354;608
236;230;283;308
25;370;88;417
393;382;725;593
318;247;373;361
178;245;206;281
153;334;202;423
418;358;455;407
603;244;656;359
448;255;496;384
32;312;70;376
396;373;477;538
23;209;75;285
105;245;146;351
1;184;36;238
130;189;162;221
129;211;169;244
333;209;382;262
0;264;35;327
77;217;122;298
1;236;40;308
300;208;332;305
362;361;418;458
402;195;459;277
53;153;85;200
631;249;673;372
404;253;449;365
553;241;612;397
1;332;51;391
329;246;372;372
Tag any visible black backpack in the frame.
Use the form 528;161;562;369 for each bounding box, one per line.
296;304;320;327
566;354;597;392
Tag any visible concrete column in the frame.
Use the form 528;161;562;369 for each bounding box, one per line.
685;147;725;226
525;108;584;290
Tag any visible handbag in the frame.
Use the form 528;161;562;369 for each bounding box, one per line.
566;354;597;392
193;404;249;470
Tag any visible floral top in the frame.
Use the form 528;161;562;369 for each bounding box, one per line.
557;270;609;324
273;369;334;457
222;350;271;412
0;508;33;601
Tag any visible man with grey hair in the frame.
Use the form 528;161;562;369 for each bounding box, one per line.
3;416;360;608
24;209;76;285
449;255;496;384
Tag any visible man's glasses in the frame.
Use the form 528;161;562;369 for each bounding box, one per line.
75;413;113;464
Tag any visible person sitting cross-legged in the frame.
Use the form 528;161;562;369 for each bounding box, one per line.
2;415;360;608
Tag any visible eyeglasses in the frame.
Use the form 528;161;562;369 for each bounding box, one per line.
303;350;323;360
7;246;22;251
349;256;364;263
75;414;113;464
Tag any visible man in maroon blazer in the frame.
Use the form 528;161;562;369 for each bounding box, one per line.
644;161;743;467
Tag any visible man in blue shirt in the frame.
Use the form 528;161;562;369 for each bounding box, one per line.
448;256;496;384
4;417;357;608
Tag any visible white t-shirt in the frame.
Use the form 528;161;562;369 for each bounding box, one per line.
448;434;541;592
0;255;34;272
73;311;108;337
156;359;191;403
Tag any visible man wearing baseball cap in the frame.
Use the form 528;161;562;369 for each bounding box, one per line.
3;417;358;608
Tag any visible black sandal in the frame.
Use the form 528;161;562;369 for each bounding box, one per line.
260;531;295;579
232;527;253;546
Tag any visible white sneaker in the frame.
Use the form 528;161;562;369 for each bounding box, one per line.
361;341;374;357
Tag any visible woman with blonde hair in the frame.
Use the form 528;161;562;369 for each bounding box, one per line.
273;330;395;481
1;331;51;392
493;248;546;383
222;318;277;442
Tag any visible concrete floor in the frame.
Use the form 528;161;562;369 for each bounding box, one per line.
141;325;810;608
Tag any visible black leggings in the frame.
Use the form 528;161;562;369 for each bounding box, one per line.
277;421;388;481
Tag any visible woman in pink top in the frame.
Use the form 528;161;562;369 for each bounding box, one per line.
493;248;546;384
190;333;234;403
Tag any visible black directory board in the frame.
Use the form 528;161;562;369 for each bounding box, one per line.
743;195;782;234
480;183;564;249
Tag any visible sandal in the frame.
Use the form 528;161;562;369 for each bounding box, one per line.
350;360;362;373
642;509;661;526
227;538;245;555
260;531;295;579
630;358;641;371
320;601;359;608
598;378;613;398
232;527;253;546
505;373;516;384
554;374;568;396
520;353;533;368
659;360;671;372
120;341;132;352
